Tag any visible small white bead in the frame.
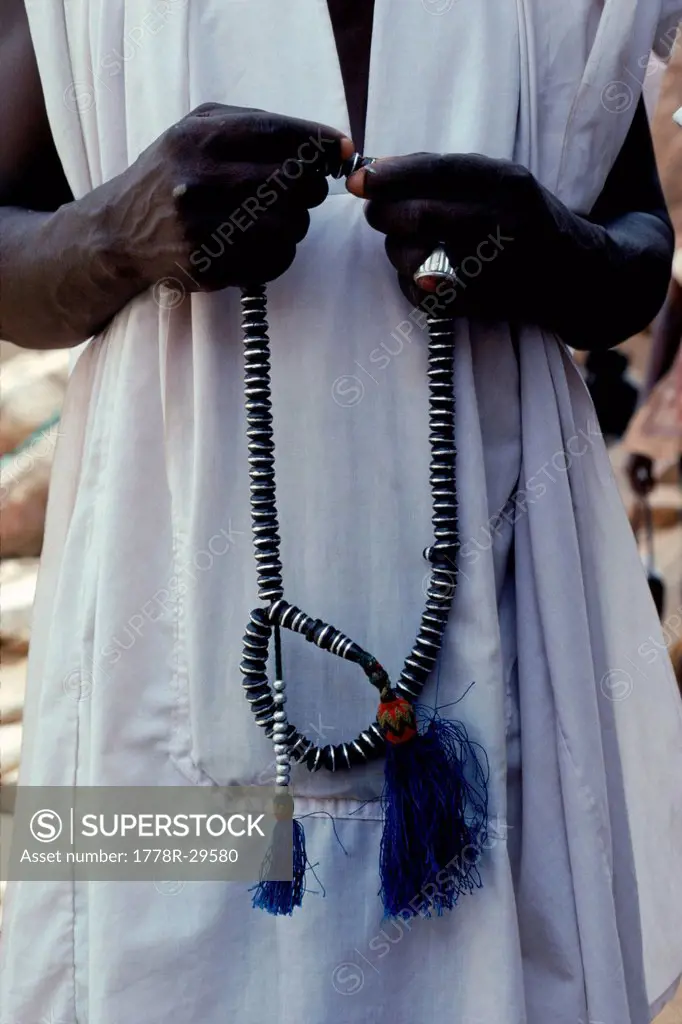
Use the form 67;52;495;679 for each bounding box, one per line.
273;679;286;692
273;710;287;723
273;692;286;705
275;754;290;765
272;720;287;732
273;743;288;755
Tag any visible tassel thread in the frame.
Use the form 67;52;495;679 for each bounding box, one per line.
378;692;489;919
251;792;308;916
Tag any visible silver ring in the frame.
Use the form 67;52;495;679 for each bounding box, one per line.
413;245;457;288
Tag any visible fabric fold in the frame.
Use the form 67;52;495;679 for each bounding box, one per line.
4;2;682;1022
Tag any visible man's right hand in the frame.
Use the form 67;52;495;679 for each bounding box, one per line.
0;0;352;350
116;104;354;292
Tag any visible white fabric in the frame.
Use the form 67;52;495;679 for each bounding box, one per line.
3;2;682;1022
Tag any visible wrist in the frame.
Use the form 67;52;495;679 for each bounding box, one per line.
88;175;156;292
32;183;151;342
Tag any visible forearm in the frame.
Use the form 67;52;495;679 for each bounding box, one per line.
530;93;675;350
543;208;674;350
0;186;149;350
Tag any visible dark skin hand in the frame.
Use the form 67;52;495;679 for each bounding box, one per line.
347;98;674;350
0;0;674;352
0;0;352;349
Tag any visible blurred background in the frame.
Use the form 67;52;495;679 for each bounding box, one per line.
0;38;680;1018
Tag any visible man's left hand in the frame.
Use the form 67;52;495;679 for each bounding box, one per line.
347;152;567;315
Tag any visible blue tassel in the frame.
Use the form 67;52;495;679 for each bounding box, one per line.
379;703;489;919
251;817;307;915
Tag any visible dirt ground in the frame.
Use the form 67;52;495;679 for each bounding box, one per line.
658;984;682;1024
655;974;679;1024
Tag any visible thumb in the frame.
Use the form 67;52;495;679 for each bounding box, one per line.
346;156;392;198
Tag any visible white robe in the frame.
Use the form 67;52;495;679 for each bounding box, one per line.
2;2;682;1022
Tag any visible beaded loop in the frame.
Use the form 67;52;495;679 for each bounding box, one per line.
240;605;387;770
240;258;460;771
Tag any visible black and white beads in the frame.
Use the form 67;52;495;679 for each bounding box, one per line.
240;285;460;774
240;606;387;772
397;316;458;702
271;678;291;787
242;287;284;604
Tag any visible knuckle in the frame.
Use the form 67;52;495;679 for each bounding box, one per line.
384;235;402;266
302;176;329;209
290;209;310;242
189;102;221;118
364;201;384;232
247;113;282;138
412;203;430;236
262;242;297;281
163;120;185;147
169;178;201;215
434;153;453;177
386;238;413;276
507;160;535;194
163;118;194;159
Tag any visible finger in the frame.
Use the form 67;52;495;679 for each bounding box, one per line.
237;207;309;246
345;154;393;197
384;236;434;279
189;109;354;170
190;208;309;252
185;212;307;287
259;163;330;210
397;272;421;308
366;199;475;240
238;238;298;284
349;153;503;202
198;238;298;291
176;166;329;219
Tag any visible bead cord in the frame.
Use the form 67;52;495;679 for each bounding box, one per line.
242;289;284;603
240;289;460;772
240;606;387;770
396;317;459;702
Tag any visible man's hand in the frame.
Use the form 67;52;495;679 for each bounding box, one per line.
118;104;354;291
348;152;545;314
347;103;674;349
0;0;352;352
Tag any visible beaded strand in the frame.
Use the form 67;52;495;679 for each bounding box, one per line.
239;287;460;775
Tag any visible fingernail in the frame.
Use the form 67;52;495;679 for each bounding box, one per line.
346;167;368;198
